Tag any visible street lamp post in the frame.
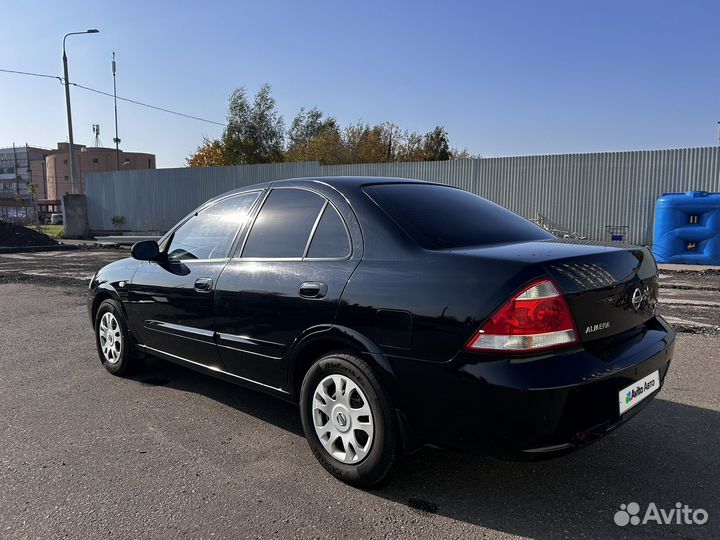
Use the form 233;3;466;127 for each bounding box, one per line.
62;28;99;194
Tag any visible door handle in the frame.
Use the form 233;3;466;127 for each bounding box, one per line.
299;281;327;299
194;277;213;292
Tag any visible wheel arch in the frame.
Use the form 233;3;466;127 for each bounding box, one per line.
286;325;397;400
90;284;125;325
289;325;421;453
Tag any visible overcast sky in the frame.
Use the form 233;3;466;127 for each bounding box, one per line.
1;0;718;168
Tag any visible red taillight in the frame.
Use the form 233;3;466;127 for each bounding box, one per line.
465;278;579;353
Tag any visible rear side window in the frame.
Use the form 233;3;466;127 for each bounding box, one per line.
242;189;325;258
307;204;350;258
364;183;553;249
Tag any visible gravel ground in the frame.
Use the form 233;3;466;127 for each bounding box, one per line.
657;271;720;332
0;249;126;287
0;280;718;540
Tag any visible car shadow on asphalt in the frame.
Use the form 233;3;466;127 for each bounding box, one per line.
131;358;719;540
131;357;304;437
377;398;720;539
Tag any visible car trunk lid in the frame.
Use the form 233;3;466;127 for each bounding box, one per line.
542;244;658;343
451;239;659;343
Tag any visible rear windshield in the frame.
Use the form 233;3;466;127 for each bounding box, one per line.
363;183;554;249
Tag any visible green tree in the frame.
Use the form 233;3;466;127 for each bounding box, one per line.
186;83;478;166
222;84;285;164
286;107;340;163
422;126;451;161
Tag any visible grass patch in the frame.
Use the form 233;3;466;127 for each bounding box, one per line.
33;225;64;238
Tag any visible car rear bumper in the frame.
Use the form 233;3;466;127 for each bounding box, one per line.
389;316;675;457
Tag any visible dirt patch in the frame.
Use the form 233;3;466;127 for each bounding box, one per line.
0;222;57;248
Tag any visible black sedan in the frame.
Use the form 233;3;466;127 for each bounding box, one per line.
88;177;675;486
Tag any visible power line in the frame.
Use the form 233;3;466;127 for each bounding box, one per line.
70;82;225;126
0;68;62;82
0;67;225;127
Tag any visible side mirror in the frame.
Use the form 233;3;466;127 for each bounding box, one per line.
131;240;160;261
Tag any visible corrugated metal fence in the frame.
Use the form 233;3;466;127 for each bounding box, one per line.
86;146;720;244
85;162;319;233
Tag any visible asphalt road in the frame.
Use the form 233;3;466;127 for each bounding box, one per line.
1;281;719;540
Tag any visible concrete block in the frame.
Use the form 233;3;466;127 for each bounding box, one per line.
62;194;89;238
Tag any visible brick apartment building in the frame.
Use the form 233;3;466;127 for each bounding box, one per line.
0;141;156;223
45;142;156;199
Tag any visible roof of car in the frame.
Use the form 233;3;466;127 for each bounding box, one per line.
209;176;433;206
273;176;428;188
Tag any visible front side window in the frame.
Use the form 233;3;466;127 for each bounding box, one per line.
167;192;259;261
242;189;325;259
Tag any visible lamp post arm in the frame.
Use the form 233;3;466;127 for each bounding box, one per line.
61;29;98;195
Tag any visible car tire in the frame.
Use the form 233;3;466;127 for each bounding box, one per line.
94;298;144;376
300;351;399;488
